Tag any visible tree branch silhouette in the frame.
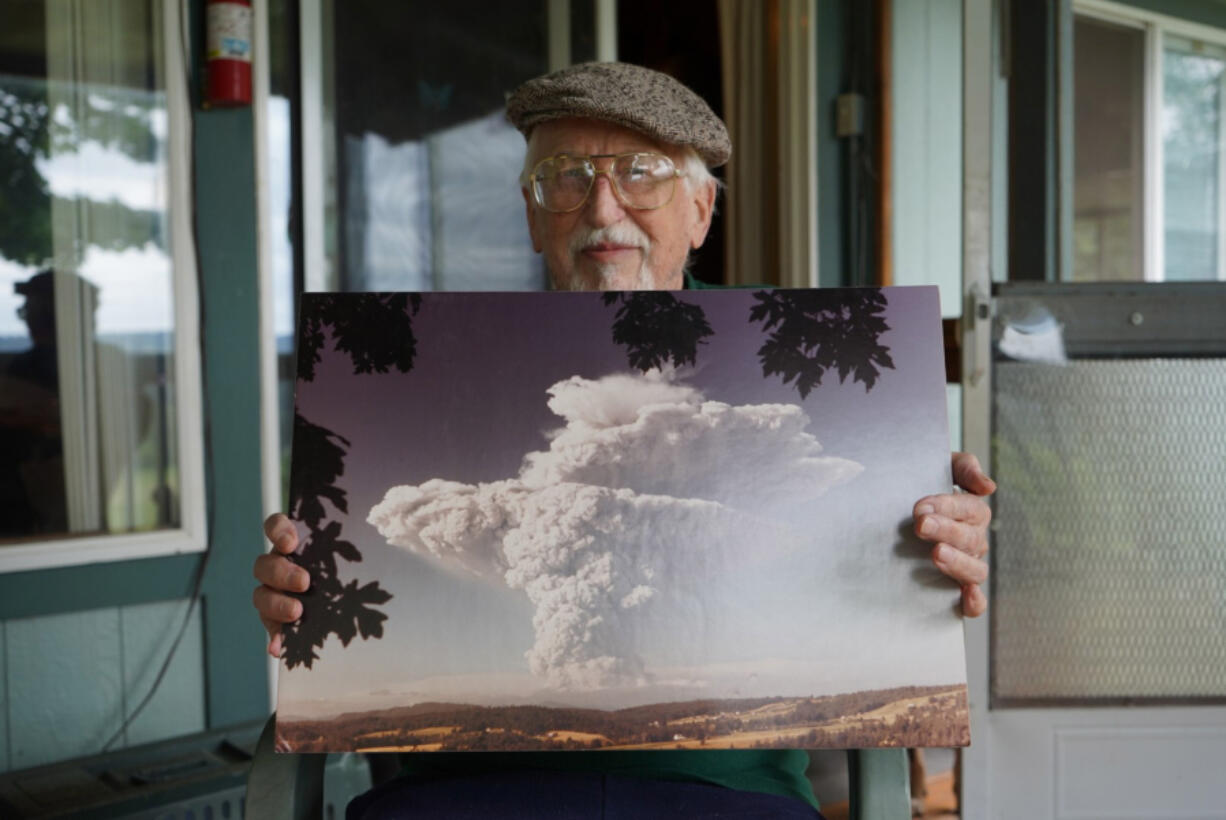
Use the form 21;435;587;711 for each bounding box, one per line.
748;289;895;399
298;293;423;383
288;413;350;529
283;294;423;669
603;291;713;371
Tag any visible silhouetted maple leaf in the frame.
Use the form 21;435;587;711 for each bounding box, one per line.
297;292;423;382
603;291;713;371
297;520;359;579
749;289;895;399
331;580;392;646
297;315;326;383
282;524;394;670
281;624;320;669
287;413;351;529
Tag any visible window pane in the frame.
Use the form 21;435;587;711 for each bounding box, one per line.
1163;34;1226;281
1072;15;1145;282
0;0;180;541
326;0;556;292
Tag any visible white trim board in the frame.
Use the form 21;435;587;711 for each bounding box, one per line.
1078;0;1226;46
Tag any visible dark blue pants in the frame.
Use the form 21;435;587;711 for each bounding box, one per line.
347;771;827;819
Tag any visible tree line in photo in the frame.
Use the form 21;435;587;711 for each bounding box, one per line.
276;683;964;752
284;290;895;670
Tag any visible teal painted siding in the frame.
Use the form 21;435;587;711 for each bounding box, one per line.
119;600;206;747
891;0;963;317
7;608;124;770
171;0;268;731
0;555;200;620
1;599;206;773
192;103;272;729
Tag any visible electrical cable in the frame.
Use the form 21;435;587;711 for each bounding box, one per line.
101;3;215;753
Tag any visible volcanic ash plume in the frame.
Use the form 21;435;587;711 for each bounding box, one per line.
368;371;863;689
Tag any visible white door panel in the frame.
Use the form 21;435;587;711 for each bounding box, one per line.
987;710;1226;820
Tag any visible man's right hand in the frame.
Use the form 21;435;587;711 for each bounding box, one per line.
253;513;311;658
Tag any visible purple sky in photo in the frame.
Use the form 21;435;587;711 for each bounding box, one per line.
298;288;946;497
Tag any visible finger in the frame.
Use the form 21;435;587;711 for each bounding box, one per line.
961;583;987;618
264;513;299;554
932;543;989;586
260;614;284;652
263;627;281;656
253;552;311;592
914;493;992;527
253;584;304;624
951;452;997;496
915;513;989;558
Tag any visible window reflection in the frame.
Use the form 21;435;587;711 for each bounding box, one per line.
0;0;179;542
2;270;70;535
343;110;543;291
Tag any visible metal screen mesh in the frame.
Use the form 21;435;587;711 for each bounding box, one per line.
992;359;1226;702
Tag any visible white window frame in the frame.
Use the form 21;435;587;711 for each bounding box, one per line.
1076;0;1226;282
0;0;206;574
300;0;334;294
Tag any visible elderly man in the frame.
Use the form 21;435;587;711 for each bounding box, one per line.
254;62;993;819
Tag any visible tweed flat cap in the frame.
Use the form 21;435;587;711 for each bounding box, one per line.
506;62;731;168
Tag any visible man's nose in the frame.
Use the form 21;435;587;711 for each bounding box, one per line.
584;174;627;227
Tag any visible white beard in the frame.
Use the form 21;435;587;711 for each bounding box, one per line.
565;261;658;292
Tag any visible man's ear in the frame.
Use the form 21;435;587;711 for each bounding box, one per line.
522;187;544;253
688;179;717;250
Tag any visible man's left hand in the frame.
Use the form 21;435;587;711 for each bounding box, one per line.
913;452;995;617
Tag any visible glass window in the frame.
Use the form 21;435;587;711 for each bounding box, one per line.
1072;10;1226;283
1072;16;1145;282
0;0;200;562
1163;34;1226;281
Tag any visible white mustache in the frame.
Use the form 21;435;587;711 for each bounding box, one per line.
568;224;652;257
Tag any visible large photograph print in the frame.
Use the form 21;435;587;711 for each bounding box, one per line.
276;286;969;752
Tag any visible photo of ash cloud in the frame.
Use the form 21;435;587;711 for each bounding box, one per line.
276;287;970;752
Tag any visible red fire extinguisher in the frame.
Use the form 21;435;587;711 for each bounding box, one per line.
205;0;252;107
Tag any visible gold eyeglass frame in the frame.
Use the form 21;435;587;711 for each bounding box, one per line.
529;152;683;213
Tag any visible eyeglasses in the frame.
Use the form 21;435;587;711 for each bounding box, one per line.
529;152;682;213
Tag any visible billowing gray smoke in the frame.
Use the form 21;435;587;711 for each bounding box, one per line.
368;370;862;689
